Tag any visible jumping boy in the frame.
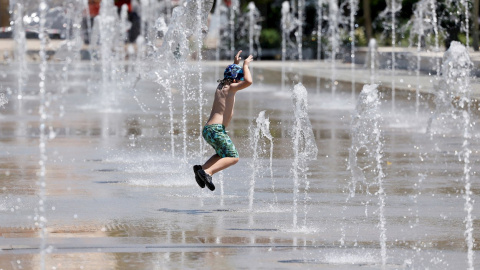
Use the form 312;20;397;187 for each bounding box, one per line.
193;50;253;191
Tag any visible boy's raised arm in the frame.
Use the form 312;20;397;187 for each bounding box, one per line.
234;50;242;64
242;55;253;84
230;55;253;91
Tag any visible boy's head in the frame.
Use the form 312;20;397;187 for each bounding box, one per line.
223;64;244;82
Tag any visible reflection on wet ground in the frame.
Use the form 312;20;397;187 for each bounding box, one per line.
0;61;479;269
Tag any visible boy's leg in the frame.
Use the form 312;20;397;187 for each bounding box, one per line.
202;154;221;170
201;124;239;176
203;156;239;176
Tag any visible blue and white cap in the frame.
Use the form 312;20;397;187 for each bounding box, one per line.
223;64;244;81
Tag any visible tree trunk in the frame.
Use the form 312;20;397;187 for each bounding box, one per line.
0;0;10;27
363;0;373;41
473;0;479;51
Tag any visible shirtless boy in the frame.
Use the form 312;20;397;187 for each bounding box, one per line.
193;50;254;191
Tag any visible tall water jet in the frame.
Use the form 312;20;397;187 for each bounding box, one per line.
316;0;324;61
281;1;288;92
426;41;473;136
390;0;400;112
57;0;88;116
152;1;188;156
426;0;440;78
211;0;224;76
426;41;474;268
91;0;120;107
217;2;231;61
145;0;162;44
245;2;262;58
195;0;206;158
0;93;8;108
248;111;274;210
349;0;358;99
66;0;86;59
327;0;340;96
37;2;49;268
348;84;387;267
229;0;239;56
316;0;325;93
148;0;213;157
208;0;230;62
460;0;470;47
152;8;181;158
291;83;318;229
408;0;437;115
180;68;188;161
349;0;359;100
118;4;130;64
164;0;172;23
138;0;150;56
412;0;425;116
12;3;27;104
281;1;296;91
365;38;379;84
379;0;401;111
296;0;305;61
80;0;95;96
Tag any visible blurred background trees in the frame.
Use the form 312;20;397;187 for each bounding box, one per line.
0;0;478;52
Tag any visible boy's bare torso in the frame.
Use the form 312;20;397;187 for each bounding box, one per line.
206;83;236;127
205;51;253;128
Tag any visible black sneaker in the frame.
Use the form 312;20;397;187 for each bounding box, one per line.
198;169;215;191
193;165;205;188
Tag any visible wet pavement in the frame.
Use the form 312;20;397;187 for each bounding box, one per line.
0;60;479;269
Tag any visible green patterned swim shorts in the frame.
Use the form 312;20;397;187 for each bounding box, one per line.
202;124;239;158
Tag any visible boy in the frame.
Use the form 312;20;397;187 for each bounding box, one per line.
193;50;254;191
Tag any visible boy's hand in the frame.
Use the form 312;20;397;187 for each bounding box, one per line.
243;55;253;66
234;50;242;64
